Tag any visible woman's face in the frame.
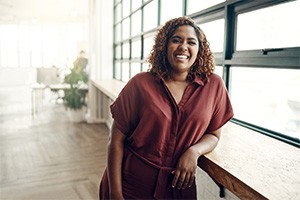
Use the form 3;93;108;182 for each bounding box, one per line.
167;25;199;76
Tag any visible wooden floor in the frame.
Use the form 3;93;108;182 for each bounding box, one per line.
0;85;109;200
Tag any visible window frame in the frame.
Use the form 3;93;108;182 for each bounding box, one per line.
113;0;300;147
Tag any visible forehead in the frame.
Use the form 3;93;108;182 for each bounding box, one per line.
172;25;198;39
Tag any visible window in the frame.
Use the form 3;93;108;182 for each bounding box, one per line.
187;0;225;15
0;23;86;69
236;0;300;50
198;19;224;53
160;0;183;25
231;67;300;140
113;0;300;146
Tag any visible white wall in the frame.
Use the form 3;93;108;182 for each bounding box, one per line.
86;0;114;123
88;0;113;80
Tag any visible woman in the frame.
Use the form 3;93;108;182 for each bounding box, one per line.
99;16;234;199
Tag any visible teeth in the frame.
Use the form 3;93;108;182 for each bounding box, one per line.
176;55;188;59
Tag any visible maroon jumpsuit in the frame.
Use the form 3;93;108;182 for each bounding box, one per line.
99;72;233;199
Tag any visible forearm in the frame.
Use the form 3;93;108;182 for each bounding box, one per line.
107;142;124;196
107;122;125;199
189;133;219;157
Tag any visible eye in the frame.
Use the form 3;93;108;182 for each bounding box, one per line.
188;40;197;45
171;38;181;43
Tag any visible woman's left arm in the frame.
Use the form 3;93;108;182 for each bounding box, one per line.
172;128;221;190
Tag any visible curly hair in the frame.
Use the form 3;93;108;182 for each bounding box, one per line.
147;16;215;81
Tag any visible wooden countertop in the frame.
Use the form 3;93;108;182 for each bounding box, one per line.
199;122;300;200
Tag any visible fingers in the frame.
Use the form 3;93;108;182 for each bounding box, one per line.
172;170;195;190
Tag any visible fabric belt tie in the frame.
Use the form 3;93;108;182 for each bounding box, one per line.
127;146;174;199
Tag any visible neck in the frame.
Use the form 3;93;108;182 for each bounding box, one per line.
169;72;188;83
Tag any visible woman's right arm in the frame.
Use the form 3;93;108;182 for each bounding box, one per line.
107;120;126;200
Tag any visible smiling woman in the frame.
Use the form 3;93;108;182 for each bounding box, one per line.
99;16;233;200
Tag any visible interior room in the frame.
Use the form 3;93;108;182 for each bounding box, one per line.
0;0;299;199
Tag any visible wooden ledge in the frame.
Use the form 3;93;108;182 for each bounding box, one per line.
92;79;300;199
199;122;300;199
91;79;125;100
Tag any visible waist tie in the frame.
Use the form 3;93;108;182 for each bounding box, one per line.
126;146;174;199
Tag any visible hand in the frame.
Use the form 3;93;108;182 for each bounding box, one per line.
110;192;124;200
172;148;198;190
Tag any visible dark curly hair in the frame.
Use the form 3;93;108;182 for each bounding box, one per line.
147;16;215;81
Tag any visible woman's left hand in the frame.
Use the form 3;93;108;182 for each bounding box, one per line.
172;148;198;190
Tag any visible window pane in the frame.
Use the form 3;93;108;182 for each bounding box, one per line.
115;3;122;23
237;1;300;50
131;10;141;37
122;18;130;40
122;62;130;82
132;0;142;11
214;65;223;78
115;44;121;59
122;0;131;18
115;24;121;42
142;63;149;72
114;62;121;80
160;0;182;25
198;19;224;53
187;0;225;15
231;67;300;139
131;63;141;78
143;0;158;32
122;42;130;59
31;25;43;67
143;35;154;59
131;39;141;59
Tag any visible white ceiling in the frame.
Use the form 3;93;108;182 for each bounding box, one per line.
0;0;89;24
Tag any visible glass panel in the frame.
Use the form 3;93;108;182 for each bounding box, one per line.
122;42;130;59
122;0;131;18
132;0;142;11
237;1;300;50
142;63;150;72
115;62;121;80
160;0;182;25
31;25;43;68
115;3;122;23
131;10;141;37
19;25;30;67
131;63;141;78
131;39;141;59
187;0;225;15
214;65;223;78
143;0;158;32
122;18;130;40
198;19;224;53
231;67;300;140
115;44;121;59
122;62;130;82
143;35;154;59
115;23;121;42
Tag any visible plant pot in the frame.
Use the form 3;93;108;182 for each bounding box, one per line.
67;107;86;122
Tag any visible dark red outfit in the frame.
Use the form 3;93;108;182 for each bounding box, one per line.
99;72;233;199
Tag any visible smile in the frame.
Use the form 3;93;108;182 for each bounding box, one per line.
175;54;189;59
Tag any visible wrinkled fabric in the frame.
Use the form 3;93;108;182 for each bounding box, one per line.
99;72;233;199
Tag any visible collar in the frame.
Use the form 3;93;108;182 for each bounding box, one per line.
152;72;205;86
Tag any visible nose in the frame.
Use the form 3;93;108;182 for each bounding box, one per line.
179;44;188;52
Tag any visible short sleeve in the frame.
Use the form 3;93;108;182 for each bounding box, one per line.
206;77;234;133
110;77;140;136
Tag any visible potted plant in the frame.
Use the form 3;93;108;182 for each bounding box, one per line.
63;67;89;122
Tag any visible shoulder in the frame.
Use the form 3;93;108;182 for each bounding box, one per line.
208;73;223;82
130;72;157;84
206;73;225;86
